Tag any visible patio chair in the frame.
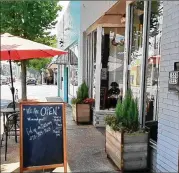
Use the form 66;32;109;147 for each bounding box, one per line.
7;102;19;139
3;112;20;161
7;102;19;109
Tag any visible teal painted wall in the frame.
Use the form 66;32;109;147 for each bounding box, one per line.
64;67;68;102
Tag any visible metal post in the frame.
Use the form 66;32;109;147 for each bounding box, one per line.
9;58;15;111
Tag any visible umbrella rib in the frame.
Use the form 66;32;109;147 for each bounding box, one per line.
14;50;22;60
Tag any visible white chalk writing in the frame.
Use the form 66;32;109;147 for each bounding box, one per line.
24;105;63;141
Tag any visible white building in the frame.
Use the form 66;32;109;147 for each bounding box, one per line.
56;1;179;172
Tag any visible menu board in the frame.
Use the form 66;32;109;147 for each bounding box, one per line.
20;102;67;172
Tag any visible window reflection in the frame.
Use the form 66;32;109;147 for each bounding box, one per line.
68;43;78;97
93;31;97;99
101;28;125;109
129;1;144;99
146;1;163;123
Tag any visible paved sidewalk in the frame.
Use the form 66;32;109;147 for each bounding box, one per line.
1;99;118;172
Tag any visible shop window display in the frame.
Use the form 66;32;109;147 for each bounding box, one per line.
100;28;125;109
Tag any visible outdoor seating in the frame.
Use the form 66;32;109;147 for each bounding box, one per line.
7;102;19;109
6;102;20;139
3;112;20;161
1;102;20;161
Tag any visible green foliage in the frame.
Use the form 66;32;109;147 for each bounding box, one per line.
0;1;61;40
105;89;140;133
72;81;89;104
135;1;161;34
0;0;61;70
71;97;81;105
105;115;120;131
27;58;51;71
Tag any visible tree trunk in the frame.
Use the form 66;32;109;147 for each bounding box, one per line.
21;60;27;100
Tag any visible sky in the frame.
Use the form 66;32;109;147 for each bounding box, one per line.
50;1;69;35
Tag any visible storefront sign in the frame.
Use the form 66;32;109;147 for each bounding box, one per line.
20;102;67;172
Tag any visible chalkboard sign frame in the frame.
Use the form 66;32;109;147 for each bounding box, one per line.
20;102;67;172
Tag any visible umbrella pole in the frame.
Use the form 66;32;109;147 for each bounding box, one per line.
9;59;15;111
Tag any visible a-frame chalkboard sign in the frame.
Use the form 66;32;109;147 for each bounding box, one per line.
20;102;67;172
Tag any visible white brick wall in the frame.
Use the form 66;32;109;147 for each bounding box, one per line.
157;1;179;172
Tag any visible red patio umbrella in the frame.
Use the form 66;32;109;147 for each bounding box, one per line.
0;33;67;110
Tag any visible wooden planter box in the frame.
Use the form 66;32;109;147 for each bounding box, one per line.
106;125;149;171
76;104;90;123
72;104;91;124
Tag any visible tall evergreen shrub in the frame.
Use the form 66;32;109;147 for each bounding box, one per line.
105;89;140;132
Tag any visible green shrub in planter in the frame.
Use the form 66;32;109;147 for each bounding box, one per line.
105;89;148;171
71;81;91;123
72;81;89;104
105;89;143;133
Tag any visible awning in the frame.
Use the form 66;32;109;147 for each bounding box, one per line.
86;0;127;35
52;54;69;65
47;63;58;69
68;48;78;65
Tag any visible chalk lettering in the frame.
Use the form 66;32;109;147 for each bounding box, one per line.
40;106;58;116
26;107;32;114
33;108;39;115
44;127;51;133
40;107;46;116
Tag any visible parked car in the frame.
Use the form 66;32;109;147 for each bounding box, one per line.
26;78;37;85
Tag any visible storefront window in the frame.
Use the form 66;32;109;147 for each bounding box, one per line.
68;43;78;97
128;1;144;99
99;27;125;110
86;31;97;99
92;31;97;99
145;1;163;142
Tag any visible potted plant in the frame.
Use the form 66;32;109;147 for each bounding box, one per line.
105;89;149;171
71;81;94;124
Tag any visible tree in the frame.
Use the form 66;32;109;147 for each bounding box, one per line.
0;0;61;100
27;35;57;71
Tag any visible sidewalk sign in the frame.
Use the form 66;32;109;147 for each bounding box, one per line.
20;102;67;172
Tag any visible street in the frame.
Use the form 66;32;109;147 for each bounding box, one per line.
1;81;58;106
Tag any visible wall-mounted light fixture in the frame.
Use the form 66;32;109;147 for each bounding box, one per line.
59;39;64;47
